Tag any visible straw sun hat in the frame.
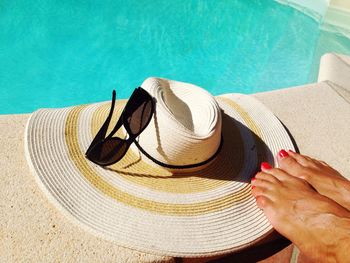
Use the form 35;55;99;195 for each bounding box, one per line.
25;77;294;257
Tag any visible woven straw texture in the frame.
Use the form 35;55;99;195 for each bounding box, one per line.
25;92;294;257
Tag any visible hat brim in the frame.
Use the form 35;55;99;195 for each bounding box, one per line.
25;93;295;257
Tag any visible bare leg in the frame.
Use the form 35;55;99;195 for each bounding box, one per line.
277;150;350;211
251;162;350;262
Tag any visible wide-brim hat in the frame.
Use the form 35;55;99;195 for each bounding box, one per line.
25;77;295;257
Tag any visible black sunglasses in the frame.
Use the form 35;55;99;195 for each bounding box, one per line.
85;87;154;166
85;87;223;169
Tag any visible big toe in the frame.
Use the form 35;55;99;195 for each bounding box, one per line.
277;150;309;180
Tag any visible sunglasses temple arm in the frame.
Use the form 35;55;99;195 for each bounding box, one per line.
104;88;142;140
86;90;117;154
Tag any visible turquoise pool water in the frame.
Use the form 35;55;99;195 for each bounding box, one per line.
0;0;349;114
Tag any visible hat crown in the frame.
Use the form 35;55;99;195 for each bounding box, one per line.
136;77;222;169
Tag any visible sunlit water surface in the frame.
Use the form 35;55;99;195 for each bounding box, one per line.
1;0;350;114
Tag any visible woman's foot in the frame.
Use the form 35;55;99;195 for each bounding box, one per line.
251;163;350;262
277;150;350;211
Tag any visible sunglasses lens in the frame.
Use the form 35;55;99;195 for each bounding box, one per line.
86;137;128;166
124;89;153;136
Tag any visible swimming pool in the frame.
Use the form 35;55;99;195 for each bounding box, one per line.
1;0;349;114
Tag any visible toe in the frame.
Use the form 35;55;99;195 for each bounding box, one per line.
251;175;281;200
255;195;272;209
287;150;319;168
251;176;270;187
262;166;295;183
277;150;310;180
251;179;269;198
255;170;281;184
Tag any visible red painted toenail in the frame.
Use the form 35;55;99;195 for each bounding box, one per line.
261;162;272;170
278;149;289;158
251;185;255;189
251;177;256;182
